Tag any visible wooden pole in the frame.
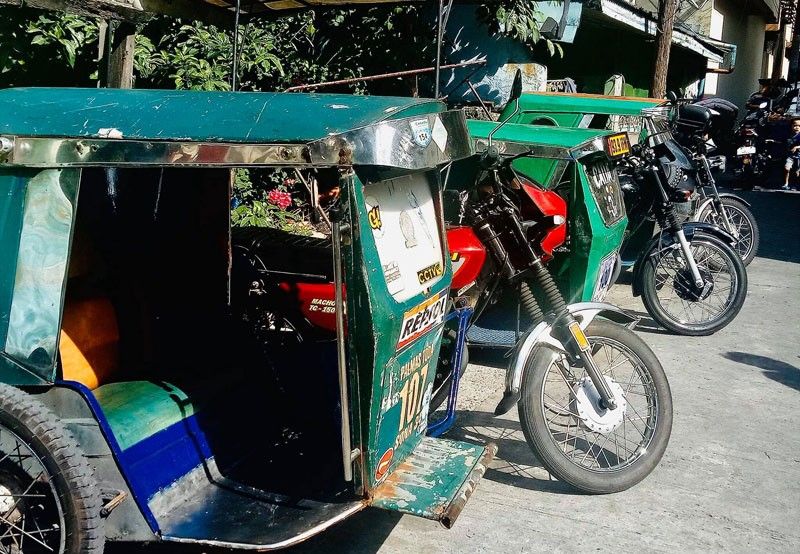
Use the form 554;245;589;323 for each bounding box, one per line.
651;0;679;98
106;20;135;89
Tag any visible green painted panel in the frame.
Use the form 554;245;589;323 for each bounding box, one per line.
93;381;194;451
340;169;453;492
467;119;612;150
550;163;626;303
4;169;79;382
0;88;443;143
0;170;29;350
502;93;661;120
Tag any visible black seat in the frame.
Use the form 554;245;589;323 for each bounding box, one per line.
232;227;333;282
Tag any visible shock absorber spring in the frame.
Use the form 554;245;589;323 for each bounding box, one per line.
664;205;681;231
519;281;544;323
528;257;567;316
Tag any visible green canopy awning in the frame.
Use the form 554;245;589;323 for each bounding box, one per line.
0;88;442;142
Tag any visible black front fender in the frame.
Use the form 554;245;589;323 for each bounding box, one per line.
717;192;751;207
631;222;736;297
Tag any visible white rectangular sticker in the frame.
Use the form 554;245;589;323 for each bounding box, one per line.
364;174;445;302
397;292;447;351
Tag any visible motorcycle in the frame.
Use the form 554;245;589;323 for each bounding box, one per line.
619;110;749;335
496;90;759;265
731;102;786;189
438;78;672;493
668;102;760;266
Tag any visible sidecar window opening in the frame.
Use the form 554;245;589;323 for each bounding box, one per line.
62;167;232;388
60;166;352;535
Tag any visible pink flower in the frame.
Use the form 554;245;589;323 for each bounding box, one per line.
268;189;292;210
283;177;297;187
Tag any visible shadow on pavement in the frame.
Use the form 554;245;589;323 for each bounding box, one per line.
469;347;510;369
733;190;800;264
107;509;403;554
445;410;578;495
723;351;800;392
623;309;675;336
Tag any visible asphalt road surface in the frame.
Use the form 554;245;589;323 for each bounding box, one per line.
111;189;799;553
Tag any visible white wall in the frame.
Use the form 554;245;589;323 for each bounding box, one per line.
710;0;769;110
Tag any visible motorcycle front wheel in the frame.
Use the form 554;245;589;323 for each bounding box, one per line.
517;319;672;494
695;197;759;266
640;232;747;335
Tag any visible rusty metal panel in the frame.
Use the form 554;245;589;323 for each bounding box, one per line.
371;436;496;528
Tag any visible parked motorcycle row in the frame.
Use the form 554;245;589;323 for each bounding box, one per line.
231;72;758;496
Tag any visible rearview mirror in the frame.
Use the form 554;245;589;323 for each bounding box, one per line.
666;91;678;103
511;69;523;102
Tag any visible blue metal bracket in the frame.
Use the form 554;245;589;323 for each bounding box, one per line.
427;306;473;438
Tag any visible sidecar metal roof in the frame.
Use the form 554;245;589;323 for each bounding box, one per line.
514;92;662;117
468;120;615;160
0;88;472;169
0;88;440;143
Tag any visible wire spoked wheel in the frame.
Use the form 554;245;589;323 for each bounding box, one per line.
518;320;672;494
0;430;64;553
696;198;759;266
0;385;103;554
641;233;747;335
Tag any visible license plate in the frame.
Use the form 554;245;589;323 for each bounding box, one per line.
606;133;631;158
591;252;617;302
736;146;756;155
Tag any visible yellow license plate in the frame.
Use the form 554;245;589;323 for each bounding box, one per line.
606;133;631;158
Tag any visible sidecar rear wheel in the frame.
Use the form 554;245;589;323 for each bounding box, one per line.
0;384;104;553
518;320;672;494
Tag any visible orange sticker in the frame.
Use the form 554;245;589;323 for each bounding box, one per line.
375;448;394;482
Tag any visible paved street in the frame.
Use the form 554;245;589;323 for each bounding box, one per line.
112;189;800;553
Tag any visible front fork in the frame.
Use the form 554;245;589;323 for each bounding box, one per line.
525;258;618;411
699;155;738;238
675;228;705;288
554;312;618;410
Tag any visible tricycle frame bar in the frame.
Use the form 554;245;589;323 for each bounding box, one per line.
427;306;473;438
332;218;356;482
473;136;608;161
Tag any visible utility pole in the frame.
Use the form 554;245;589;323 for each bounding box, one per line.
651;0;679;98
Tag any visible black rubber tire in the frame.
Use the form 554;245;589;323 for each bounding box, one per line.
0;384;104;553
696;197;760;266
639;232;747;336
517;320;672;494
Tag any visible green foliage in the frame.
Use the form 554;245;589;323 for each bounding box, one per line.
136;20;283;91
0;3;557;229
0;8;99;86
478;0;564;57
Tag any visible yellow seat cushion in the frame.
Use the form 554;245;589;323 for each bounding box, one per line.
60;297;119;389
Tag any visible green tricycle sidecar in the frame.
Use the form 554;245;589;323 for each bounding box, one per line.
457;121;630;346
0;88;494;552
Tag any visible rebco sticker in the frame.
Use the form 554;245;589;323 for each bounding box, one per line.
397;291;447;351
